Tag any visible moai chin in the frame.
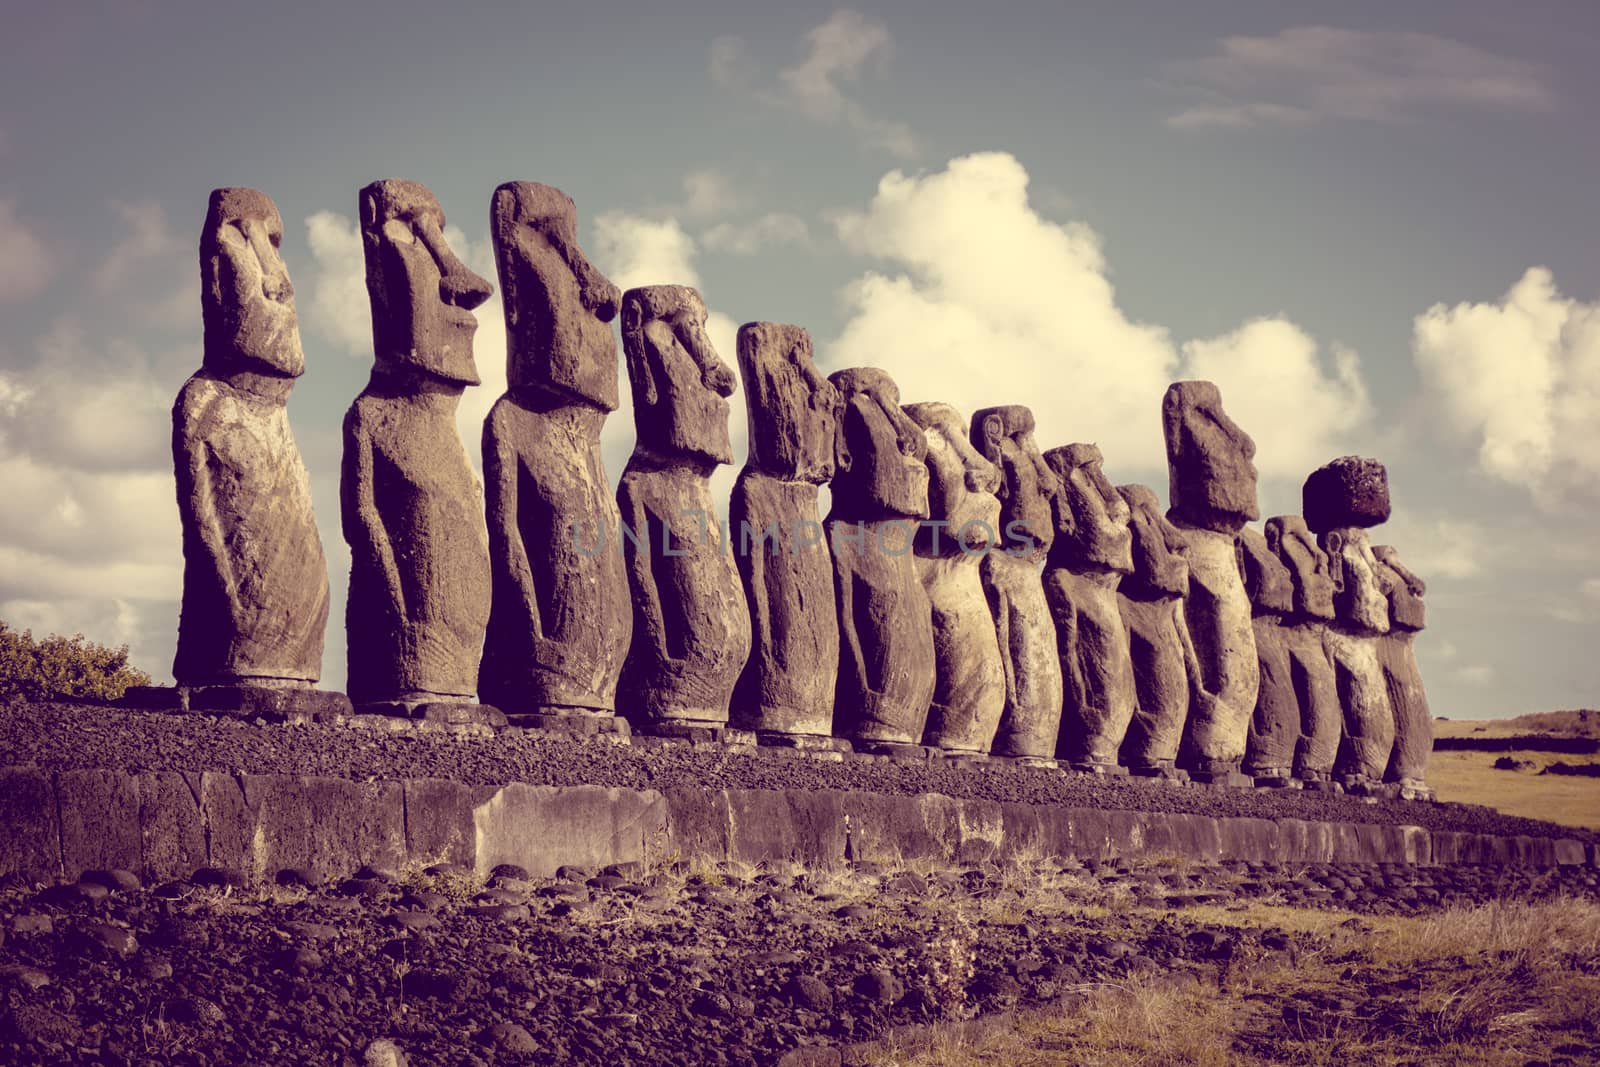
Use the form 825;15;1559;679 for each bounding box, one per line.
1115;484;1195;776
905;402;1006;754
970;405;1065;762
616;285;752;728
1043;444;1137;771
729;322;842;739
1372;544;1434;800
828;368;937;749
1265;514;1341;784
172;187;331;696
342;179;495;708
1162;381;1261;781
1239;526;1298;783
479;182;633;719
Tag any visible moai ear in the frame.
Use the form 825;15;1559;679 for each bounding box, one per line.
833;397;856;474
625;302;659;408
1324;530;1345;592
1234;535;1248;584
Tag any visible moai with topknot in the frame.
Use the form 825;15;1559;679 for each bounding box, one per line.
1265;515;1342;786
1116;484;1196;777
616;285;751;731
1372;544;1434;800
1239;526;1298;785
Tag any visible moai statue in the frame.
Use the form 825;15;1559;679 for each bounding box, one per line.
167;187;338;715
1304;456;1396;793
729;322;842;741
1043;444;1137;772
479;182;632;724
828;368;937;750
1372;544;1434;800
970;406;1065;763
904;402;1006;754
1163;381;1261;783
1265;515;1341;785
1238;526;1297;784
616;285;752;729
342;180;495;713
1115;484;1195;776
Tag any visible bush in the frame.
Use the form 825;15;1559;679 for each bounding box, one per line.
0;621;152;703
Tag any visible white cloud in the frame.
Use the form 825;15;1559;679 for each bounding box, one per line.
681;170;743;221
594;212;702;292
709;33;755;90
305;210;372;357
1412;267;1600;507
94;200;182;293
701;213;811;255
1456;664;1495;686
0;199;60;302
1378;510;1487;581
1168;26;1555;129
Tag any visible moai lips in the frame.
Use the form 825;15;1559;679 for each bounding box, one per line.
1266;515;1341;782
1239;526;1297;781
1116;484;1195;775
1372;544;1433;798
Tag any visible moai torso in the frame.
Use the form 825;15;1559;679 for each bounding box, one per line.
729;322;841;736
1373;544;1432;796
1043;444;1136;770
905;402;1005;754
1239;526;1297;780
342;180;494;704
1116;484;1194;773
828;369;936;747
174;187;328;687
1266;514;1341;781
479;182;633;716
1163;380;1261;778
616;286;751;726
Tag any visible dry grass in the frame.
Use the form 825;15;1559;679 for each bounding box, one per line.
1426;749;1600;829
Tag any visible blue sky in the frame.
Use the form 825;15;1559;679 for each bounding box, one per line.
1;1;1597;718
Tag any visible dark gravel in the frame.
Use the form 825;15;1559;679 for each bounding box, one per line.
2;701;1595;846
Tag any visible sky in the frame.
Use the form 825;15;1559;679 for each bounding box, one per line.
1;0;1597;719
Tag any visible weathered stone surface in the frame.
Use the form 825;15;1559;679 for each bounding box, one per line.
58;769;143;879
1239;527;1297;779
1115;485;1193;772
1373;544;1432;794
472;784;667;879
828;369;935;745
239;774;408;885
904;402;1004;753
187;685;353;722
136;771;207;883
343;180;494;704
1265;516;1341;781
1043;444;1137;769
1303;455;1390;534
730;323;841;736
174;187;328;687
970;406;1064;759
0;768;60;883
1163;380;1259;533
402;778;477;869
1321;524;1395;787
480;182;631;716
617;285;751;726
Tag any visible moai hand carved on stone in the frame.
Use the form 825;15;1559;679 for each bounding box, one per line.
1239;526;1297;782
342;180;494;707
173;187;330;692
1372;544;1434;799
479;182;632;720
1265;515;1341;784
905;402;1005;754
617;285;752;727
730;322;842;739
1043;444;1137;771
1116;484;1196;776
971;406;1065;762
1306;456;1396;792
1163;381;1261;781
828;369;937;748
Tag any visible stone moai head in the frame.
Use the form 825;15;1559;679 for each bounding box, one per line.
1372;544;1427;632
622;285;736;466
904;402;1001;554
739;322;840;484
1238;526;1293;615
491;182;621;409
360;179;493;386
1265;515;1335;621
1303;456;1392;632
829;368;928;521
1118;484;1188;597
971;405;1057;553
1044;443;1133;575
1163;381;1259;532
200;187;304;380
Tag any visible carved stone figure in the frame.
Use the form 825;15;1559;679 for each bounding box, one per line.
729;322;841;738
905;402;1005;754
479;182;632;719
1043;444;1137;771
970;406;1065;762
1265;515;1341;783
1239;526;1297;782
173;187;329;691
1373;544;1433;799
342;180;494;707
1163;381;1261;780
616;285;751;726
1116;484;1195;775
828;369;937;748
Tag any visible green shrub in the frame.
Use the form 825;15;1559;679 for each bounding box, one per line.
0;621;152;703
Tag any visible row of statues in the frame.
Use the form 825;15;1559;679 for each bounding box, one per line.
167;182;1432;796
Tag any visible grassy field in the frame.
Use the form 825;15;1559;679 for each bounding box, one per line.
1429;714;1600;830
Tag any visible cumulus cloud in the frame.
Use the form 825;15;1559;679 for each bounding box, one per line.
1167;26;1555;129
1378;510;1487;581
681;170;744;221
701;213;811;256
93;200;182;293
0;199;61;302
1412;267;1600;506
304;211;372;357
1455;664;1495;686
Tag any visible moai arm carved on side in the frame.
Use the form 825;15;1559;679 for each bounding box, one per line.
1239;524;1298;781
1116;483;1196;775
1372;543;1433;798
1265;514;1341;783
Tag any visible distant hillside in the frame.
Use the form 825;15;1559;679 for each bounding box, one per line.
1435;709;1599;741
